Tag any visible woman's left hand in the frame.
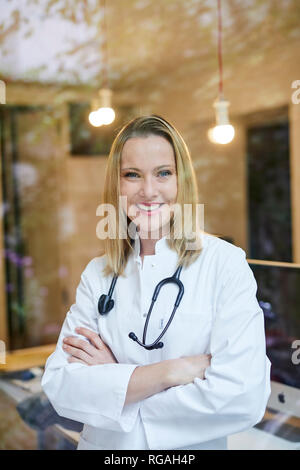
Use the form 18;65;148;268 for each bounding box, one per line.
62;327;118;365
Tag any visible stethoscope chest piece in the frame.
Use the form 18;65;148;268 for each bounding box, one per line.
98;274;118;315
98;294;114;315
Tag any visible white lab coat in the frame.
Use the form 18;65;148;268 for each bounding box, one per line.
42;232;271;450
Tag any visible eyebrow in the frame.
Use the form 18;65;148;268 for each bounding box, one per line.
121;165;175;171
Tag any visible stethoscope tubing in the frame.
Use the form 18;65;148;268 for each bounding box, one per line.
98;265;184;350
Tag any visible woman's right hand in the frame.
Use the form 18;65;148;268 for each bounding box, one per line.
166;354;212;387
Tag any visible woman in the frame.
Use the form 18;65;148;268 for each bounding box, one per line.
42;115;271;450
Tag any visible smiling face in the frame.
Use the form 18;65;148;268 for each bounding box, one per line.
120;134;178;239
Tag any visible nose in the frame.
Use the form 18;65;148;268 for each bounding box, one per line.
139;174;159;199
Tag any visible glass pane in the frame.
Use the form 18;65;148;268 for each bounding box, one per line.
247;123;292;262
69;103;136;156
1;105;65;350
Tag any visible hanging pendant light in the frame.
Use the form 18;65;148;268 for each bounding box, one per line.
96;88;115;125
0;80;5;104
88;98;103;127
208;0;235;144
208;98;235;144
88;89;115;127
89;0;115;127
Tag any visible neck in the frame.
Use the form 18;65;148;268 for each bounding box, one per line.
138;227;170;256
139;238;160;256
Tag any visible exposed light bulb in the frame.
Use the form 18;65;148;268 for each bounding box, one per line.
88;110;103;127
88;98;103;127
88;88;115;127
208;98;235;144
208;124;235;144
97;107;115;125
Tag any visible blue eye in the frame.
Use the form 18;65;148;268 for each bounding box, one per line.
158;170;172;177
124;172;139;178
123;170;172;178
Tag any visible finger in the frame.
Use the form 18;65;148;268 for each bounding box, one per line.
63;336;96;357
63;344;93;364
68;356;87;365
75;327;104;349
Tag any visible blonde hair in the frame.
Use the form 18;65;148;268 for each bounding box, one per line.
100;115;204;277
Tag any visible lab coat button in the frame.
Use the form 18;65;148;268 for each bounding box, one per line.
143;313;147;317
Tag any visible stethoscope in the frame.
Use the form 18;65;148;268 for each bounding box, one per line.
98;265;184;350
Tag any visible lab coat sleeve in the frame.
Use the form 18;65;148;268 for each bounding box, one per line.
41;259;140;432
139;248;271;450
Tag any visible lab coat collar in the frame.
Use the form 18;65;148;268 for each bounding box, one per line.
133;234;172;260
132;230;207;262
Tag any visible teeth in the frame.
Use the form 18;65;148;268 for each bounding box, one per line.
137;204;162;211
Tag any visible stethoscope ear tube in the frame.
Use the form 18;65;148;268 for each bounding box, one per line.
128;332;164;350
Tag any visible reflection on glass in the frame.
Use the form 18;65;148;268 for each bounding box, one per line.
69;103;135;156
250;263;300;389
247;122;292;262
1;105;66;350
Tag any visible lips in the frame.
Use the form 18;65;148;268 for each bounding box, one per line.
136;203;164;212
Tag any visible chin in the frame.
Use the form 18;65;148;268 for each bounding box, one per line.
138;220;171;238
